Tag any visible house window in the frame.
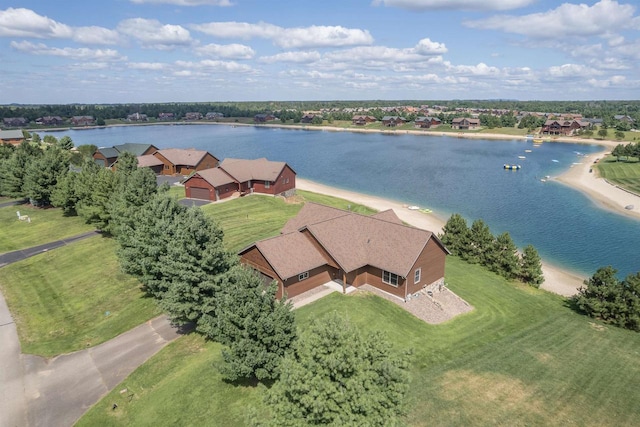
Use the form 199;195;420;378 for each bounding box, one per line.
298;271;309;281
414;268;421;284
382;270;399;287
265;181;270;188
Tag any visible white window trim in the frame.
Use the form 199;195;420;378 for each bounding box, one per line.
265;180;270;188
414;268;421;284
298;271;309;281
382;270;399;287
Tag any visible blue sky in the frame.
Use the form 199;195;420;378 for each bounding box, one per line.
1;0;639;103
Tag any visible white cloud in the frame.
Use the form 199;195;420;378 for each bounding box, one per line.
175;59;254;73
191;21;373;48
465;0;638;38
72;26;121;45
260;51;322;64
414;38;447;54
0;8;73;38
372;0;535;11
128;62;167;70
117;18;192;49
548;63;602;78
449;62;502;77
11;41;124;61
194;43;255;59
275;26;373;49
131;0;231;4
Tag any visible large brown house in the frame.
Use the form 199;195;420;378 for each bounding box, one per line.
414;116;442;129
541;119;590;136
240;203;449;300
137;148;219;176
182;157;296;201
451;118;481;130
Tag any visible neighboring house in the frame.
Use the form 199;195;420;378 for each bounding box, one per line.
144;148;219;175
414;116;442;129
206;112;224;120
300;114;320;124
0;129;25;145
182;167;239;201
127;113;148;122
184;112;203;121
183;157;296;201
239;203;450;300
254;114;275;123
71;116;95;126
381;116;407;127
93;143;158;168
614;115;635;124
352;115;377;126
3;117;28;127
35;116;64;126
541;119;589;136
451;118;481;130
158;112;175;121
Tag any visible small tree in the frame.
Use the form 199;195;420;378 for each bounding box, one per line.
597;128;608;139
439;213;470;258
519;244;544;287
266;313;410;426
467;219;494;265
489;232;521;280
57;136;74;150
214;266;297;382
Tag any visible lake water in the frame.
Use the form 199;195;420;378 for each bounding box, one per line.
43;124;640;278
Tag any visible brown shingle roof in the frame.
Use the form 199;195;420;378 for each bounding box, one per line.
220;158;290;183
280;203;350;234
252;232;328;280
137;154;164;168
191;168;236;187
371;209;403;225
156;148;211;167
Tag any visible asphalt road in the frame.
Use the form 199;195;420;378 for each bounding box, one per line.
0;233;192;426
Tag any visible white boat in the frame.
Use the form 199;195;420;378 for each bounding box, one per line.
407;205;420;210
518;156;526;159
625;205;634;210
525;149;532;153
552;159;559;163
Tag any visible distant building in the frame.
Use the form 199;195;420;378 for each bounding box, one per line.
35;116;64;126
93;143;158;168
451;118;481;130
0;129;25;146
158;112;175;121
127;112;148;122
205;112;224;120
3;117;28;128
71;116;95;126
184;112;203;121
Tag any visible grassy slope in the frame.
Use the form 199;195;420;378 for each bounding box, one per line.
0;236;160;356
595;155;640;194
0;205;94;253
78;257;640;426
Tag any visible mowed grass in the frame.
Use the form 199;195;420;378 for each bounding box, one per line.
0;205;95;253
596;155;640;194
78;256;640;426
0;236;160;356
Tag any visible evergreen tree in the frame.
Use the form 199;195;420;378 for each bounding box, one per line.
23;146;70;206
520;244;544;287
467;219;494;265
50;171;79;215
76;166;117;231
214;266;297;382
490;232;521;280
0;142;42;198
266;313;410;426
57;136;74;150
108;166;158;236
439;213;470;258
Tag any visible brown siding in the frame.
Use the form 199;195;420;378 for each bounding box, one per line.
215;182;238;200
406;238;447;295
240;247;285;298
184;176;215;200
195;153;219;170
153;152;176;175
356;266;407;299
142;145;158;155
282;265;332;298
271;165;296;195
92;153;113;168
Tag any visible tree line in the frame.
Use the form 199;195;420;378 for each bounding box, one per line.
611;142;640;161
0;140;411;425
439;213;544;286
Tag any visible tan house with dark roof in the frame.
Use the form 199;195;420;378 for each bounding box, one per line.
240;203;449;300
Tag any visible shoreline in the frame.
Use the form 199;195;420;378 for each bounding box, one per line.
297;178;586;297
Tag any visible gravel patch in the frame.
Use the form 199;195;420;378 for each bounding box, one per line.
357;285;474;324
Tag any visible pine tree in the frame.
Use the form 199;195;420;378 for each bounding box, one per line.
108;166;158;236
520;244;544;286
468;219;494;265
439;213;470;258
23;146;70;206
490;232;521;280
1;142;42;198
50;171;79;215
266;313;410;426
214;266;297;382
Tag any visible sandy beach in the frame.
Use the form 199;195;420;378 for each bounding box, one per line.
297;178;587;297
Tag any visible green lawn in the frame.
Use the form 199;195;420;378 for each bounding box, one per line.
0;236;160;356
595;155;640;194
0;205;95;253
78;257;640;426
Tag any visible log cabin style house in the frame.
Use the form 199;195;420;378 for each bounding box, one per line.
351;115;377;126
541;119;590;136
381;116;407;127
137;148;219;176
183;157;296;201
451;118;481;130
239;203;449;300
414;116;442;129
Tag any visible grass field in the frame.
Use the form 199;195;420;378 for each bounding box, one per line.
0;205;95;253
78;256;640;426
0;236;160;356
595;155;640;194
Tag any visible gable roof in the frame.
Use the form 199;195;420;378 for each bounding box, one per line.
187;167;236;187
155;148;212;166
246;232;328;281
220;158;293;183
137;154;164;168
114;143;156;156
371;209;403;225
281;203;350;234
0;129;25;140
96;147;120;158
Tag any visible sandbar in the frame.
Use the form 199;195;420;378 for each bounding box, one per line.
297;178;586;297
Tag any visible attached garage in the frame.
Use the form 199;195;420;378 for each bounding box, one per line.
189;187;211;200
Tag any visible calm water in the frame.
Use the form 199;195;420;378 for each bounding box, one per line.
43;124;640;278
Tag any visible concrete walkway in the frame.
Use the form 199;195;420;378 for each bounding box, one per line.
0;233;191;426
0;198;28;209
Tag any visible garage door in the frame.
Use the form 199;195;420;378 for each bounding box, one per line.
190;187;211;200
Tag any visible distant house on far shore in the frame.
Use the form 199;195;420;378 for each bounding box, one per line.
71;116;95;126
158;112;175;121
3;117;28;128
206;112;224;120
381;116;407;127
414;116;442;129
451;118;480;130
36;116;64;126
352;115;377;126
184;112;203;121
127;113;148;122
254;113;276;123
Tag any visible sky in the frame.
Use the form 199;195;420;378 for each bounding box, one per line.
1;0;639;104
